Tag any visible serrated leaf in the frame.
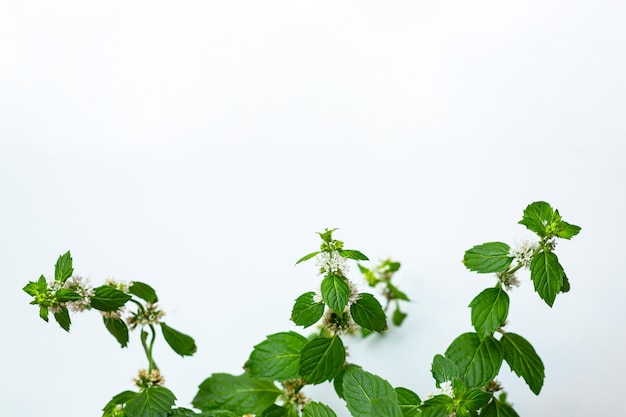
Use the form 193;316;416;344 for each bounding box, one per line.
246;332;308;381
103;390;138;414
420;395;454;417
91;285;132;311
480;397;520;417
23;278;42;297
54;308;71;332
291;292;325;328
395;387;420;417
500;333;545;395
302;402;338;417
463;242;513;273
444;333;503;388
130;281;158;303
192;373;282;415
299;336;345;384
555;220;581;239
54;251;74;283
161;322;197;357
350;293;387;332
104;316;130;347
342;366;401;417
321;275;350;313
518;201;556;237
469;288;510;338
55;288;82;303
125;386;176;417
459;389;492;410
431;354;461;387
338;249;369;261
530;251;564;307
296;251;320;265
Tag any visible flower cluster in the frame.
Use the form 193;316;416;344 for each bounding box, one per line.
133;368;165;389
126;303;165;330
508;239;539;269
47;275;94;314
497;270;520;291
315;251;350;277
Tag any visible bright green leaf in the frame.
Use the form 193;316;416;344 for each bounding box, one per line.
102;390;138;416
350;293;387;332
296;251;320;265
370;397;403;417
321;275;350;313
130;281;158;303
124;386;176;417
299;336;345;384
469;288;509;338
463;242;513;273
54;251;74;283
55;288;82;303
518;201;557;237
530;251;564;307
161;322;197;357
246;332;308;381
302;402;338;417
420;395;453;417
291;292;325;328
338;249;369;261
54;308;71;332
104;316;130;348
459;389;492;410
342;366;400;417
500;333;545;395
444;333;503;388
555;220;581;239
480;397;521;417
91;285;132;312
39;305;49;322
192;373;282;415
392;307;407;327
431;354;460;387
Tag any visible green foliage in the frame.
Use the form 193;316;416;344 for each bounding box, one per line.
130;281;159;303
463;242;513;273
469;288;509;338
444;333;503;388
302;402;338;417
124;386;177;417
500;333;545;395
530;251;565;307
104;316;130;347
54;250;74;283
519;201;581;240
161;323;197;357
103;390;138;417
480;397;521;417
431;354;460;387
299;336;346;384
395;387;421;417
338;250;369;261
246;332;308;381
91;285;132;312
342;366;402;417
350;293;387;332
291;292;325;328
320;275;350;313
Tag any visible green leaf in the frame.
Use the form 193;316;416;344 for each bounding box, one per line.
302;402;338;417
431;354;460;387
161;322;197;357
444;333;503;388
291;292;325;328
480;397;521;417
463;242;513;273
55;288;82;303
321;275;350;313
54;308;71;332
395;387;421;417
386;282;410;301
296;251;320;265
23;277;44;297
168;408;238;417
192;373;282;415
518;201;557;237
299;336;346;384
530;251;565;307
125;386;177;417
555;220;581;239
420;395;453;417
39;305;49;322
103;390;138;415
500;333;545;395
469;288;510;338
54;251;74;283
338;249;369;261
459;389;492;410
350;293;387;332
91;285;132;311
104;316;130;348
342;366;401;417
130;281;158;303
392;307;408;327
246;331;308;381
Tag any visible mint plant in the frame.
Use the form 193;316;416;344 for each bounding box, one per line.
23;201;580;417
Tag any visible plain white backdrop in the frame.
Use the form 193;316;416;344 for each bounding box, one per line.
1;1;625;416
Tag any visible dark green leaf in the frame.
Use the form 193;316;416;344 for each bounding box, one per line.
161;323;197;357
39;305;49;322
338;249;369;261
246;332;308;381
55;288;82;303
469;288;509;338
321;275;350;313
342;366;401;417
54;308;71;332
459;389;492;410
420;395;453;417
192;373;282;415
130;281;159;303
463;242;513;273
386;282;410;301
500;333;545;395
431;354;460;387
54;251;74;283
104;316;130;348
350;293;387;332
299;336;346;384
296;251;320;265
169;408;238;417
103;390;138;415
91;285;132;312
392;307;408;327
291;292;325;328
480;397;520;417
125;386;176;417
445;333;503;388
530;251;564;307
302;402;338;417
260;404;297;417
560;273;571;293
395;387;420;417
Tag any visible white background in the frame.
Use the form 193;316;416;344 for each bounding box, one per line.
1;1;625;416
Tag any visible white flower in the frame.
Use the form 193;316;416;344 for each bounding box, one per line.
313;292;323;303
497;271;520;291
64;275;94;312
315;251;350;276
347;279;360;305
440;380;454;398
508;239;539;269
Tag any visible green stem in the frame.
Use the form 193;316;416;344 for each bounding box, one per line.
148;324;157;372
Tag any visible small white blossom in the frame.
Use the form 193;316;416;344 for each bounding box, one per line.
104;278;130;293
315;251;350;276
497;271;520;291
440;380;454;398
313;292;323;303
64;275;94;312
347;279;360;305
508;239;539;269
